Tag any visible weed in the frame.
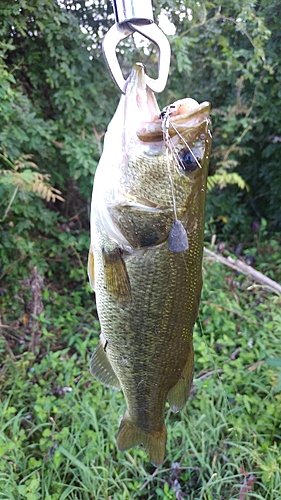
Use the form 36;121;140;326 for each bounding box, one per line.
1;258;281;499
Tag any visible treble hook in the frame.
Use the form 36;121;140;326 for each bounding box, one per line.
102;0;171;94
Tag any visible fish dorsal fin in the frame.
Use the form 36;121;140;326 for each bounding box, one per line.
167;344;194;412
90;335;121;391
102;247;131;304
117;410;166;467
88;245;95;291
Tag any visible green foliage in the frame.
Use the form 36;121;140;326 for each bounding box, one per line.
0;151;64;216
266;358;281;393
0;0;98;289
157;0;281;230
207;171;248;192
205;185;252;243
1;261;281;499
1;0;281;498
1;0;281;286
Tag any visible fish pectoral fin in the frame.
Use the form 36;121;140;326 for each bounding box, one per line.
167;345;194;413
117;410;166;467
88;245;95;291
90;336;121;391
102;247;131;304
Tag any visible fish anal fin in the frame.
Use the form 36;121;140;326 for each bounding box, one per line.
88;245;95;291
102;248;131;304
90;336;121;391
167;345;194;413
117;410;166;467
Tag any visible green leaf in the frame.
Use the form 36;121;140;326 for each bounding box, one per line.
266;357;281;368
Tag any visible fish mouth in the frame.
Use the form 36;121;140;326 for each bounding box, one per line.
125;63;160;123
125;64;210;143
137;99;211;143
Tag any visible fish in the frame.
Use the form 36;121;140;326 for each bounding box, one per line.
88;63;211;467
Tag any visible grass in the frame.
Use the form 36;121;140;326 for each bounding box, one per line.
0;257;281;499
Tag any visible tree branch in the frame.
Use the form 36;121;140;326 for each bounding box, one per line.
203;247;281;295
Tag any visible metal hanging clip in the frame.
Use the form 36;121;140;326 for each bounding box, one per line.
103;0;171;94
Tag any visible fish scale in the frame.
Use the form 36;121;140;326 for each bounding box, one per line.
123;154;192;206
88;63;211;466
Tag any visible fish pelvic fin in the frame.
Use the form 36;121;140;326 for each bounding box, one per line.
88;245;95;291
117;411;166;467
167;344;194;413
90;335;121;391
102;247;131;304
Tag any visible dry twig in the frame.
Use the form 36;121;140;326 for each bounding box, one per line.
204;247;281;295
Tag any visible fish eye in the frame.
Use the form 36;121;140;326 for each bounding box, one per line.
178;149;199;172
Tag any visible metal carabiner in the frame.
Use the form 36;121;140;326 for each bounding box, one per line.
112;0;154;25
102;0;171;94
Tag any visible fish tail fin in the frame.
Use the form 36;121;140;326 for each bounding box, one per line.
116;411;166;467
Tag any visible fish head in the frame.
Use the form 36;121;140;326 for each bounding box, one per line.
92;63;211;251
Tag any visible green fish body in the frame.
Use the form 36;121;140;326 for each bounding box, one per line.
88;64;211;466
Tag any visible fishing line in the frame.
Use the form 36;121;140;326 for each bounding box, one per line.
165;144;178;221
160;105;189;253
169;121;202;170
167;135;185;173
161;105;178;221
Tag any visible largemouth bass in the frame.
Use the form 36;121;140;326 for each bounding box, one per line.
88;63;211;466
